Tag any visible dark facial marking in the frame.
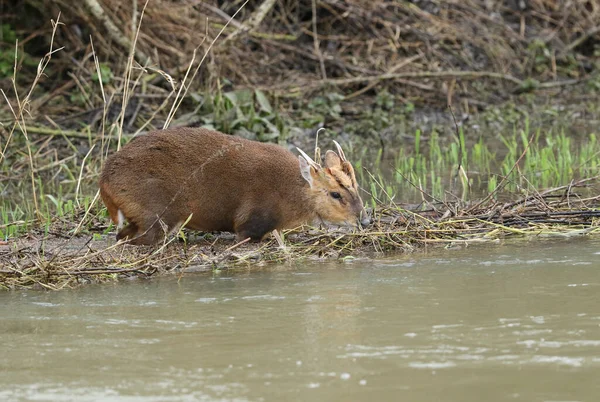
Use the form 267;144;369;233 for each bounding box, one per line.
333;176;347;190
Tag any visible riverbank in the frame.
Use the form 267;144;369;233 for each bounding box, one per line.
2;176;599;290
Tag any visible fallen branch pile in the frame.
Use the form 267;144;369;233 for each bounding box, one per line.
3;0;599;117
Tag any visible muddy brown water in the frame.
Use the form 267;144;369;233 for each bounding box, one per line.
1;238;600;401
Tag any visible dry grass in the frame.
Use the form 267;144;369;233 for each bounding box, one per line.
2;176;599;290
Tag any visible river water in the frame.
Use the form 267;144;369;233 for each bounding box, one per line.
1;238;600;401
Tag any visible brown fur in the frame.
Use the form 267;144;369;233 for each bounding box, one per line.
99;127;369;245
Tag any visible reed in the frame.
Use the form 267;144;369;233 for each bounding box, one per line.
360;123;600;203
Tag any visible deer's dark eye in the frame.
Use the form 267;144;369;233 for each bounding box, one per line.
330;192;342;200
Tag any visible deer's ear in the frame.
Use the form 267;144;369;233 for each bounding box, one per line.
299;156;315;188
324;150;342;169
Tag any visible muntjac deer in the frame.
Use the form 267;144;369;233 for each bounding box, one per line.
99;127;370;245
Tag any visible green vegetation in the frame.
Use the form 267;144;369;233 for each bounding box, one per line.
196;88;288;141
357;125;600;206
